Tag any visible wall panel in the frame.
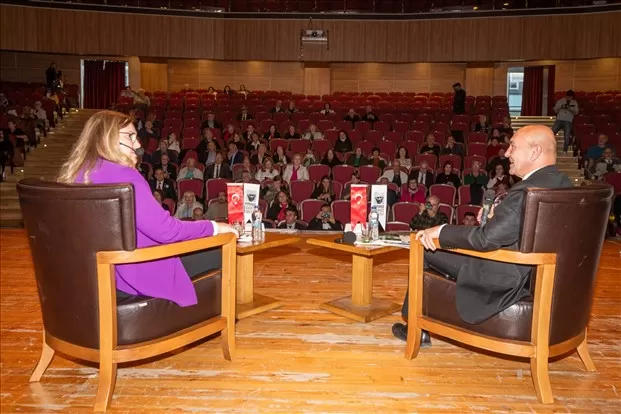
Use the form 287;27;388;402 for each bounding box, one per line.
140;62;168;92
465;67;494;97
2;5;619;62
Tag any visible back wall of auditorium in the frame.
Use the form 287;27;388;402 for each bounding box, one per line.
1;4;620;95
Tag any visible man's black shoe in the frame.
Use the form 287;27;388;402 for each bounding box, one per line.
391;323;432;347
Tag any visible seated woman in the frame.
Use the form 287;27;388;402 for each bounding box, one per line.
435;161;460;188
346;147;367;168
272;146;290;167
266;190;294;222
321;149;342;168
303;124;323;141
177;157;204;181
255;158;279;182
395;146;412;169
320;102;335;115
153;189;170;213
400;177;426;203
263;124;280;141
303;148;317;167
238;84;249;97
57;110;237;306
311;175;337;204
282;153;309;183
175;191;203;219
333;130;353;155
487;164;512;190
283;125;300;140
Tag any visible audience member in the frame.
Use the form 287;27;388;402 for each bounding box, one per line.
234;157;255;181
267;191;294;221
341;172;362;201
462;212;477;226
303;148;317;167
410;195;448;231
256;158;279;182
196;128;220;153
435;161;461;187
591;148;621;179
311;175;337;204
200;113;222;131
286;102;298;114
412;160;434;187
261;175;287;205
192;207;204;221
205;152;232;180
222;85;233;96
346;147;367;168
420;133;440;157
498;116;514;138
486;137;503;159
237;170;252;184
152;189;170;213
395;146;412;169
308;204;342;231
151;140;178;165
0;130;14;181
377;177;399;207
343;108;361;126
236;106;253;121
245;132;262;152
270;100;284;115
46;62;59;90
361;105;377;123
303;124;323;141
473;114;491;134
368;147;387;170
487;164;511;190
250;143;269;166
154;153;177;181
227;142;244;167
138;120;158;144
441;135;463;157
263;124;280;141
400;177;426;204
201;141;218;165
238;84;249;97
149;168;177;200
552;89;579;154
222;124;236;141
242;124;256;141
284;125;300;140
380;159;408;188
487;147;510;175
585;134;614;168
321;149;342;168
283;153;309;183
166;132;181;154
277;207;306;230
334;130;353;154
452;82;466;115
204;191;228;221
273;146;290;166
463;160;489;187
320;102;335;115
177;157;203;181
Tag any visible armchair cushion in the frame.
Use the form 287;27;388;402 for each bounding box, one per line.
116;270;221;346
423;271;533;342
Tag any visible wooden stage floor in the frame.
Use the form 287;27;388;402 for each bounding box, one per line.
1;229;619;413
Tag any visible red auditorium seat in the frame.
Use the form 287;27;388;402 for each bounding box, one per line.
335;120;353;131
438;203;455;224
378;141;397;156
415;154;438;169
359;165;381;183
178;179;204;200
384;131;403;144
430;184;456;206
312;140;331;156
467;143;487;157
439;154;462;170
354;121;372;136
456;204;481;225
392;202;420;224
206;178;229;201
386;222;411;231
406;130;425;144
331;200;351;226
289;139;310;154
332;165;355;184
458;185;483;205
365;130;383;144
346;129;362;143
411;121;430;134
464;155;487;169
308;164;331;183
355;140;374;155
300;199;327;222
290;180;315;204
374;121;391;134
269;138;288;152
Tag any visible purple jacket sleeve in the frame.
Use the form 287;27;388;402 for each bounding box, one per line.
121;167;217;244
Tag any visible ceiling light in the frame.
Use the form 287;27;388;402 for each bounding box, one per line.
503;2;509;5
473;6;479;10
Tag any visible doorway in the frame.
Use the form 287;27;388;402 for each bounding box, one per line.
80;60;129;109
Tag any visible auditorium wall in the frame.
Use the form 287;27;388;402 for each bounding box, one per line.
2;50;619;96
1;4;620;63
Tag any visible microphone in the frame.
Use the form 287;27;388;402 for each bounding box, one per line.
120;142;145;157
335;231;357;245
480;189;496;227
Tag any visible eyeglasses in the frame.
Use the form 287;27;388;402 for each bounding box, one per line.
120;131;137;143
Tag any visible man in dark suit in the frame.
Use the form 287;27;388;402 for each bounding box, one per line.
227;142;244;167
452;82;466;115
277;207;307;230
393;125;572;345
149;168;177;200
200;113;222;131
236;106;253;122
205;152;232;180
411;160;435;187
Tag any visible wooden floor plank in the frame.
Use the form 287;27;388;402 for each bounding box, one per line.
1;229;619;413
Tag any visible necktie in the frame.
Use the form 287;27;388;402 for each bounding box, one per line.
419;171;424;185
215;165;220;178
157;181;163;190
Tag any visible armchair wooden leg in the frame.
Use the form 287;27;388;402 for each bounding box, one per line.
576;330;596;372
221;317;235;361
530;354;554;404
94;358;117;413
29;334;55;383
404;323;422;360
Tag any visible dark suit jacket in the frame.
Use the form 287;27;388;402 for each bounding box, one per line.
453;89;466;114
200;120;222;131
153;163;177;181
277;222;306;230
410;169;435;187
149;178;177;200
228;151;244;167
205;163;232;180
438;165;572;324
307;218;343;231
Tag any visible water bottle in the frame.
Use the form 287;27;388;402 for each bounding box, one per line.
369;207;379;241
252;205;263;241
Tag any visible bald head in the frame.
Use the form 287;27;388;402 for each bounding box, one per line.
505;125;557;178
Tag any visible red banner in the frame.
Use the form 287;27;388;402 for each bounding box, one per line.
227;183;244;225
350;184;368;227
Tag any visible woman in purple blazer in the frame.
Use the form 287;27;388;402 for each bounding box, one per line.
57;111;238;307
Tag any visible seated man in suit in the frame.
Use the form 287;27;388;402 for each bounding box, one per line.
227;142;244;167
307;204;343;231
277;206;306;230
393;125;572;346
149;168;177;200
205;151;232;180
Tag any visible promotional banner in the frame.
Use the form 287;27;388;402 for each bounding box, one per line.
370;184;388;229
350;184;368;227
227;183;244;225
243;183;261;225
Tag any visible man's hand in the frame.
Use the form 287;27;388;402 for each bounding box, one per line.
216;223;239;238
415;225;442;251
328;212;335;224
477;205;496;223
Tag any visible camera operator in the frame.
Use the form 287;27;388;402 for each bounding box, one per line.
409;195;448;231
308;204;343;231
552;90;579;155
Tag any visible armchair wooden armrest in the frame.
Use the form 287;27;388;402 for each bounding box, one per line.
406;234;558;403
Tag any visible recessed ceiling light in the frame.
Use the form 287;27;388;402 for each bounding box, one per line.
503;2;509;5
473;6;479;10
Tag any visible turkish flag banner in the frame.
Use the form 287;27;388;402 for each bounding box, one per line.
350;184;368;227
227;183;244;225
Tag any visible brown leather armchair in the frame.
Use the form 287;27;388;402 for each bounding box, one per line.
17;178;237;412
405;183;614;404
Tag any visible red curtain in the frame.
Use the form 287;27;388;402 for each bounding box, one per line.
546;65;556;116
521;66;544;116
83;60;125;109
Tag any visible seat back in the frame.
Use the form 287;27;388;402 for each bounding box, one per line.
17;178;136;349
519;183;613;345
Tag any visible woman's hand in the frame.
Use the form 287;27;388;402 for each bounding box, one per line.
216;223;239;238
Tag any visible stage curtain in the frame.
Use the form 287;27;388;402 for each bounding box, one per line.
546;65;556;116
521;66;544;116
83;60;125;109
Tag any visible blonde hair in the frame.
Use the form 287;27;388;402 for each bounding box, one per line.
57;110;133;183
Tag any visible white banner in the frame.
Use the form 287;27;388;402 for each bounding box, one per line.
370;185;388;230
243;183;261;225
